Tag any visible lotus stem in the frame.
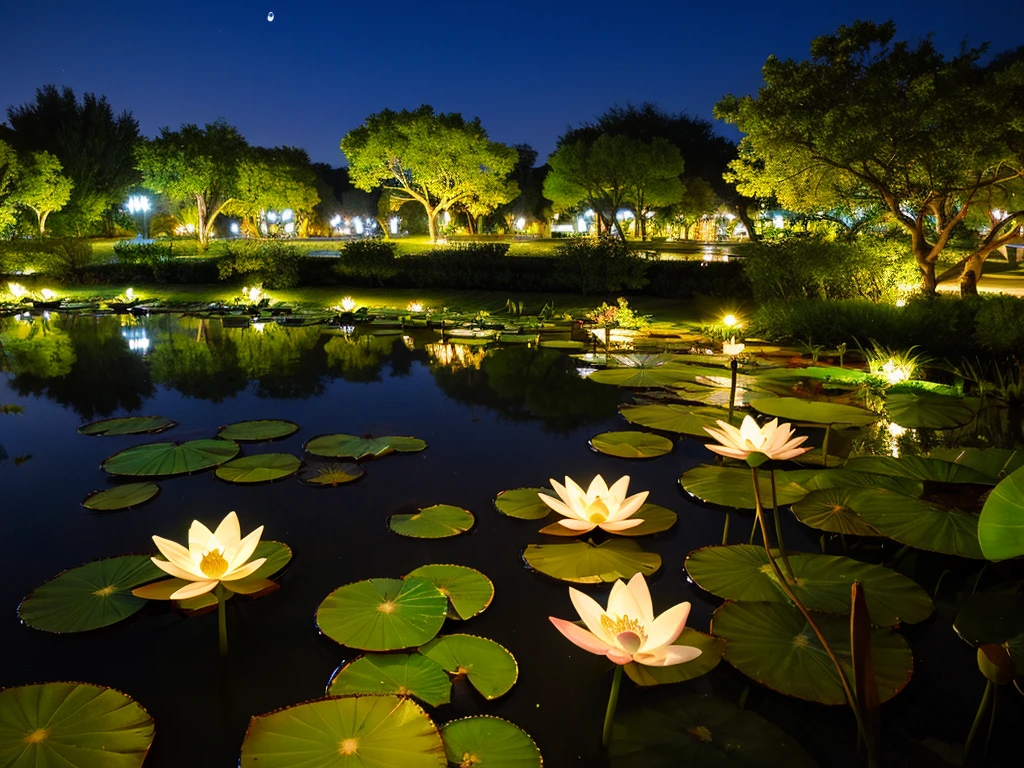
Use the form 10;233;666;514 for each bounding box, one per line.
985;681;998;761
216;584;229;657
728;358;738;424
721;512;730;545
965;680;994;761
822;424;831;468
602;664;624;748
770;469;795;583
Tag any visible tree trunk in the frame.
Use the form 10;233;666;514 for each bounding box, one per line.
919;258;937;294
426;208;437;242
196;195;209;248
465;211;476;235
735;200;759;243
38;210;48;236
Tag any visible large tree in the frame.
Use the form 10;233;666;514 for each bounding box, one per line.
341;106;518;242
1;86;139;234
715;21;1024;293
137;121;249;247
13;151;73;235
0;140;19;233
226;146;320;236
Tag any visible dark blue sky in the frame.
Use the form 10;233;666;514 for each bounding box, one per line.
2;1;1022;165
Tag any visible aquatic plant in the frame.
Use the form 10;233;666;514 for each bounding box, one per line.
538;474;648;534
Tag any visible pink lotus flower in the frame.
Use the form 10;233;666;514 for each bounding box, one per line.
703;415;811;462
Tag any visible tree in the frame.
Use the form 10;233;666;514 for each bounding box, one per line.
715;21;1024;293
227;146;320;236
13;151;72;235
0;140;19;233
1;86;139;234
137;121;249;247
341;106;518;242
492;145;550;233
668;178;720;239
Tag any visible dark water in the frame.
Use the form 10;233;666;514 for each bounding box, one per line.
0;312;1014;767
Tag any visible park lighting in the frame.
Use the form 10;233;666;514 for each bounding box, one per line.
389;216;400;235
284;222;295;234
516;217;526;231
126;195;151;239
723;314;739;329
125;288;135;301
354;218;364;235
330;215;342;231
230;222;240;235
267;211;278;223
282;209;293;222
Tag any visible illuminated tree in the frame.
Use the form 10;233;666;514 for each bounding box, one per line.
227;146;320;236
13;151;73;235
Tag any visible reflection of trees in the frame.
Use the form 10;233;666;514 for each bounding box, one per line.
235;324;326;399
149;318;247;402
324;334;399;383
0;314;76;378
430;346;621;431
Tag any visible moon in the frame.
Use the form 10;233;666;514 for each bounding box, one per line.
267;11;274;21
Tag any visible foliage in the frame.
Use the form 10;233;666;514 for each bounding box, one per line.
0;139;20;233
225;146;320;235
10;151;72;235
333;238;399;286
586;297;651;330
113;240;173;266
218;241;303;288
37;238;95;279
552;236;651;295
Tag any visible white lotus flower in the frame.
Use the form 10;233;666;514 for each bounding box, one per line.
40;288;57;301
704;415;811;462
723;336;745;357
147;512;266;600
550;573;702;667
7;282;27;299
540;475;648;533
340;296;356;312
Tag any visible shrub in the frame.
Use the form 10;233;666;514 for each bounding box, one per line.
113;240;174;265
39;238;96;279
218;241;302;288
974;295;1024;358
552;236;651;296
333;239;399;286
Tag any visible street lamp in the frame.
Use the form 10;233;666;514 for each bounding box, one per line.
126;195;151;240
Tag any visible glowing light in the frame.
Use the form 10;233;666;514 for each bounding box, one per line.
330;215;342;229
340;297;357;312
39;288;57;301
772;215;785;229
7;282;27;299
881;359;909;385
230;222;240;234
408;302;424;313
267;11;274;21
125;195;151;214
723;314;739;328
281;209;293;222
895;299;907;308
252;322;266;333
243;286;265;304
125;288;135;301
888;422;907;438
354;218;364;235
267;211;278;223
516;217;526;230
389;216;400;235
284;222;295;234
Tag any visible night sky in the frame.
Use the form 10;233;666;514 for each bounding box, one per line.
2;1;1022;166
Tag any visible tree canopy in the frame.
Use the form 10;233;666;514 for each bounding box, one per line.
341;105;518;242
13;151;73;235
0;140;19;233
226;146;320;236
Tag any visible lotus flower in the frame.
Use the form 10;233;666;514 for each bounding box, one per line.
550;573;701;667
540;475;648;533
703;415;811;462
145;512;266;600
7;282;27;299
340;296;356;312
723;336;744;357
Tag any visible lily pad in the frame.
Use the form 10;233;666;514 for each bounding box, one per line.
979;465;1024;561
539;502;677;537
82;482;160;511
328;653;452;707
19;555;165;633
844;456;996;485
217;419;299;442
240;695;445;768
305;433;427;460
752;397;879;426
685;545;933;625
589;365;694;388
679;465;813;510
419;634;518;700
78;416;176;436
954;592;1024;670
406;564;494;620
623;629;725;686
885;392;977;429
790;488;884;537
299;462;365;487
590;431;674;459
671;384;771;409
494;488;556;520
620;404;740;437
441;717;542;768
317;577;448;651
102;439;240;477
711;601;913;705
389;505;475;539
794;468;924;498
608;693;818;768
214;453;301;484
523;539;661;584
0;682;154;767
929;447;1024;481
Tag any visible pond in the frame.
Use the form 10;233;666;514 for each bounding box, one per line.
0;311;1020;767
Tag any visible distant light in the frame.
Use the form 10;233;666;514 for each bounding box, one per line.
442;211;451;226
282;209;293;222
267;11;274;21
516;217;526;230
126;195;150;214
267;211;278;223
354;218;364;235
888;422;907;438
584;209;595;218
723;314;738;328
7;282;27;298
230;222;240;235
577;217;587;232
389;216;400;235
895;299;907;308
252;322;266;333
772;215;785;229
330;215;342;228
126;288;135;301
723;213;735;221
284;222;295;234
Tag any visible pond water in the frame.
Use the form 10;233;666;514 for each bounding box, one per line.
0;312;1014;767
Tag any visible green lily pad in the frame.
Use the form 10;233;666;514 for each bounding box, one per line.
18;555;165;633
685;545;933;625
214;453;301;484
608;693;818;768
406;565;494;620
752;397;879;426
711;601;913;705
420;634;518;700
493;488;556;520
885;392;977;429
590;431;674;459
954;592;1024;670
217;419;299;442
589;365;694;387
539;502;677;537
523;539;661;584
0;682;154;767
317;577;448;651
441;717;542;768
102;439;240;477
389;505;475;539
78;416;176;436
328;653;452;707
929;447;1024;481
979;465;1024;561
790;488;884;537
620;404;740;437
240;695;445;768
795;468;924;498
671;384;770;409
82;482;160;511
299;462;365;486
679;465;813;510
305;433;427;459
623;628;725;686
540;339;586;350
844;456;996;485
753;365;870;385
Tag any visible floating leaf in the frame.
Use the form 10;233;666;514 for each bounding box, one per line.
620;404;739;437
790;488;884;537
671;384;770;409
389;505;475;539
305;433;426;459
317;577;448;651
82;482;160;511
240;695;445;768
102;439;239;477
623;629;725;686
752;397;879;426
979;465;1024;561
589;365;694;387
844;456;996;485
712;601;913;705
441;717;542;768
590;431;673;459
406;564;494;620
929;447;1024;481
795;468;924;498
78;416;176;436
420;634;518;700
685;545;933;625
214;453;301;484
885;392;977;429
217;419;299;442
538;502;677;537
299;462;365;487
19;555;164;633
494;488;556;520
0;682;154;767
523;539;661;584
679;465;812;510
328;654;452;707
